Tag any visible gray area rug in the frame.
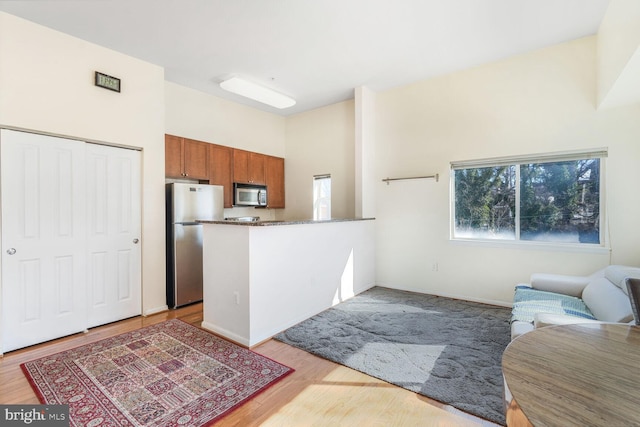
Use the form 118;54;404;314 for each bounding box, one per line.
275;286;511;425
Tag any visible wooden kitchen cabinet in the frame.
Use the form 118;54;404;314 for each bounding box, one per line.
166;134;282;208
233;149;265;185
165;135;209;180
183;139;209;179
165;134;183;178
208;143;234;208
265;155;285;208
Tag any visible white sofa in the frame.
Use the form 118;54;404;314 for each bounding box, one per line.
504;265;640;415
510;265;640;340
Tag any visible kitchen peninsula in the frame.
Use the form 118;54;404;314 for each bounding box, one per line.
198;218;375;346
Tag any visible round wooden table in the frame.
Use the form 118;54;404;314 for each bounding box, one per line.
502;323;640;427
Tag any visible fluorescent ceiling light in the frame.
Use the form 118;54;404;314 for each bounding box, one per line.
219;77;296;109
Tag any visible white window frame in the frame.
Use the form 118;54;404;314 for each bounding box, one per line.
450;148;608;252
313;174;331;220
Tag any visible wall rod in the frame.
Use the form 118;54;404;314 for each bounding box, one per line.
382;174;439;185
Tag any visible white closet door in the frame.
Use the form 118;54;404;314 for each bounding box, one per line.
1;129;87;352
85;144;141;328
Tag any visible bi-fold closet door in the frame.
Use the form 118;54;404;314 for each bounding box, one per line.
0;129;141;353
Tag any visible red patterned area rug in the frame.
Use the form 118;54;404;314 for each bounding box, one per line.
21;319;293;426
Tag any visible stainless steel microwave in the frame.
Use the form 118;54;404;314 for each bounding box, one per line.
234;183;267;207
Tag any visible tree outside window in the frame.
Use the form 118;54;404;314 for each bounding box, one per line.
453;154;602;245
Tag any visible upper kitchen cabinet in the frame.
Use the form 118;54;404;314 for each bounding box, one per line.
233;149;265;185
166;134;283;208
208;144;234;208
165;135;183;178
165;135;209;180
265;155;285;208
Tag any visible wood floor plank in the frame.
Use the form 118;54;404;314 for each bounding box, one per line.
0;303;501;426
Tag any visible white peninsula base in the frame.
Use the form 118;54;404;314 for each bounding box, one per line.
200;219;375;347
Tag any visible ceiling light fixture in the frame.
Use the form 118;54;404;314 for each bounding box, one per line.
219;77;296;109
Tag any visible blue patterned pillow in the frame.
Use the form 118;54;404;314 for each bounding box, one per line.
511;285;596;323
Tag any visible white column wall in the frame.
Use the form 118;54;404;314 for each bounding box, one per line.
355;86;377;218
201;220;375;346
201;225;251;344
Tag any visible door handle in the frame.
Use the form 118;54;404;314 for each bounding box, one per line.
133;238;139;244
6;248;16;255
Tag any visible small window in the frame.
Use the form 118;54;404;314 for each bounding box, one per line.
452;149;605;245
313;174;331;220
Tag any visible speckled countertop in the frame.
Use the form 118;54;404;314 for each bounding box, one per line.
197;218;375;226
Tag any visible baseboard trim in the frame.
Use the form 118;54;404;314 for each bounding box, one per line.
143;305;169;316
201;321;250;347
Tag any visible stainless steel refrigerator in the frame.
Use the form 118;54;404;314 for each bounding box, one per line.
166;183;224;308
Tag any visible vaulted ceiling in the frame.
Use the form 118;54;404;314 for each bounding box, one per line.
0;0;610;115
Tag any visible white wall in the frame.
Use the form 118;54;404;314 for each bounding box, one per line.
284;101;356;220
163;85;358;223
202;220;376;346
162;13;640;308
355;86;377;218
165;82;286;220
0;12;167;315
3;10;639;319
165;81;286;157
597;0;640;109
374;36;640;305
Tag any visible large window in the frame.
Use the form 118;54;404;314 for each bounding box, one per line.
452;150;605;245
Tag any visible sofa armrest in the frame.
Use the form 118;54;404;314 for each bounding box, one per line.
533;312;604;329
530;273;591;297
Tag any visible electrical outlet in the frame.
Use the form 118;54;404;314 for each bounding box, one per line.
233;291;240;305
432;262;439;272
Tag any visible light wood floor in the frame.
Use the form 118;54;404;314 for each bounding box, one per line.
0;304;501;427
